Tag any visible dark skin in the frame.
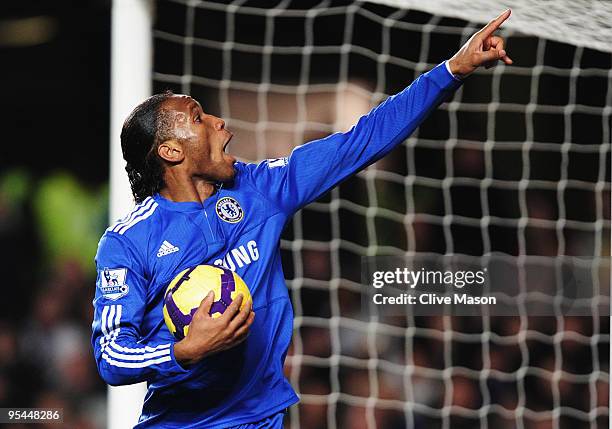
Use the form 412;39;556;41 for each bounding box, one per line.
157;95;237;203
159;10;513;367
448;9;513;76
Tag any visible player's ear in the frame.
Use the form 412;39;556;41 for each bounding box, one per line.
157;139;184;163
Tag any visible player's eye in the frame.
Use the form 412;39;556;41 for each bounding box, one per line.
194;114;201;123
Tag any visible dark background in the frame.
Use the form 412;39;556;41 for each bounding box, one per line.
1;0;111;184
1;2;110;428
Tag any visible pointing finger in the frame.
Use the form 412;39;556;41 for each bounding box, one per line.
477;9;511;39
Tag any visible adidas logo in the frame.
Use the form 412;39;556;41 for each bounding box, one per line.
157;240;179;257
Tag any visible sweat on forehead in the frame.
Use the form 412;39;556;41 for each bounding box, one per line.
162;94;199;110
156;109;196;143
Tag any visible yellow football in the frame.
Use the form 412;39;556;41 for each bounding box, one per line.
163;265;252;340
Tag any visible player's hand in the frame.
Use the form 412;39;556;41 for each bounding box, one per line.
448;9;513;78
174;291;255;366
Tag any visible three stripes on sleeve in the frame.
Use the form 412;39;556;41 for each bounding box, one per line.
99;304;172;368
107;197;159;235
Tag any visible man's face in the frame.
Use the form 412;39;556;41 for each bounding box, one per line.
162;95;236;182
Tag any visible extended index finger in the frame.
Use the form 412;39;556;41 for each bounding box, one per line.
477;9;511;39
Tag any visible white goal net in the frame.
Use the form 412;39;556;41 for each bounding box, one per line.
149;1;610;428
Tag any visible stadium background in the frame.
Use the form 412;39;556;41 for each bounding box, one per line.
0;0;610;428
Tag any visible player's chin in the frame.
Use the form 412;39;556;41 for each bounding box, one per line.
219;157;237;181
223;152;237;165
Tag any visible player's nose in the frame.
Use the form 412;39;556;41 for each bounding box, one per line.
214;117;226;131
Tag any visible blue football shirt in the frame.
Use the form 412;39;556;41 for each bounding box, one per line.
91;62;461;428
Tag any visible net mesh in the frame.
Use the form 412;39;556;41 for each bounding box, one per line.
373;0;612;55
152;1;610;427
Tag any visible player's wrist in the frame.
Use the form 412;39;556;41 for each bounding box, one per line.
174;339;204;366
447;57;469;79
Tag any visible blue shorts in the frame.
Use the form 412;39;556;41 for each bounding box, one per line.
227;410;286;429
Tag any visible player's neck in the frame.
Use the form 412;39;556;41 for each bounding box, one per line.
159;175;216;204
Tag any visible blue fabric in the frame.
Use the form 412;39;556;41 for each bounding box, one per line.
227;410;286;429
90;62;461;428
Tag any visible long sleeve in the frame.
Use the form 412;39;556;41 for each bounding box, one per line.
91;234;188;386
240;62;462;215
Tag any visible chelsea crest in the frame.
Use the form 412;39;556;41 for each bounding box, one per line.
216;197;244;223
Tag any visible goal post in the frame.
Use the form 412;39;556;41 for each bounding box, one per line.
109;1;152;428
110;1;611;428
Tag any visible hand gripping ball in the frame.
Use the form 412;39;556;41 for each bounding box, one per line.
163;265;252;340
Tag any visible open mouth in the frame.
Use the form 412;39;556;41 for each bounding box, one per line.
222;133;236;164
223;133;233;152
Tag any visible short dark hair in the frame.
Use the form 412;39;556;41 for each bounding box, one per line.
120;91;175;203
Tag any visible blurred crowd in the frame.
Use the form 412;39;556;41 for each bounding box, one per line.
0;171;107;429
286;312;609;428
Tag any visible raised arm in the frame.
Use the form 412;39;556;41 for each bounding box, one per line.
241;62;460;215
240;10;512;215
